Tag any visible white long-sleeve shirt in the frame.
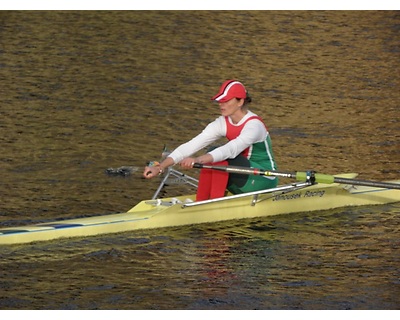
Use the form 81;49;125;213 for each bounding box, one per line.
168;111;268;164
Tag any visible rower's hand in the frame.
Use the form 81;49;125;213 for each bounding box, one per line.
180;154;213;169
143;166;161;179
179;157;196;169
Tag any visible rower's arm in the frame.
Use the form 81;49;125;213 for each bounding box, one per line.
158;157;175;172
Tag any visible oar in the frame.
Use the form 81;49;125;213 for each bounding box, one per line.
193;163;400;190
105;166;139;176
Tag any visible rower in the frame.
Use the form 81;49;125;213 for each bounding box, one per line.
143;80;278;201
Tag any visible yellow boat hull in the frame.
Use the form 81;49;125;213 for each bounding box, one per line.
1;174;399;245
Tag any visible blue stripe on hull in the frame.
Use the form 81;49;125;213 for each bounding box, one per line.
40;223;84;229
0;229;32;235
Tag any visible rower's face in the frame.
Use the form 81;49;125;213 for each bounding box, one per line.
218;98;244;117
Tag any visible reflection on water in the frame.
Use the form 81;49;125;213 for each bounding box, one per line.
1;206;399;309
0;11;399;309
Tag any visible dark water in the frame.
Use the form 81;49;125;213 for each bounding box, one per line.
0;11;399;310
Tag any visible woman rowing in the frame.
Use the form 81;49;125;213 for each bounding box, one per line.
143;80;278;201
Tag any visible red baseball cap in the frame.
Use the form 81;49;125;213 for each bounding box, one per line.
211;80;247;103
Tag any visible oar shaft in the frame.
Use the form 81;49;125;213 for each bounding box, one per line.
332;177;400;190
193;163;295;178
296;172;400;189
193;163;400;190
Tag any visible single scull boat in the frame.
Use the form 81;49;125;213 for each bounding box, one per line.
0;165;399;245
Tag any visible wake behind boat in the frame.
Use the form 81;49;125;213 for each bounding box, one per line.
1;165;399;245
